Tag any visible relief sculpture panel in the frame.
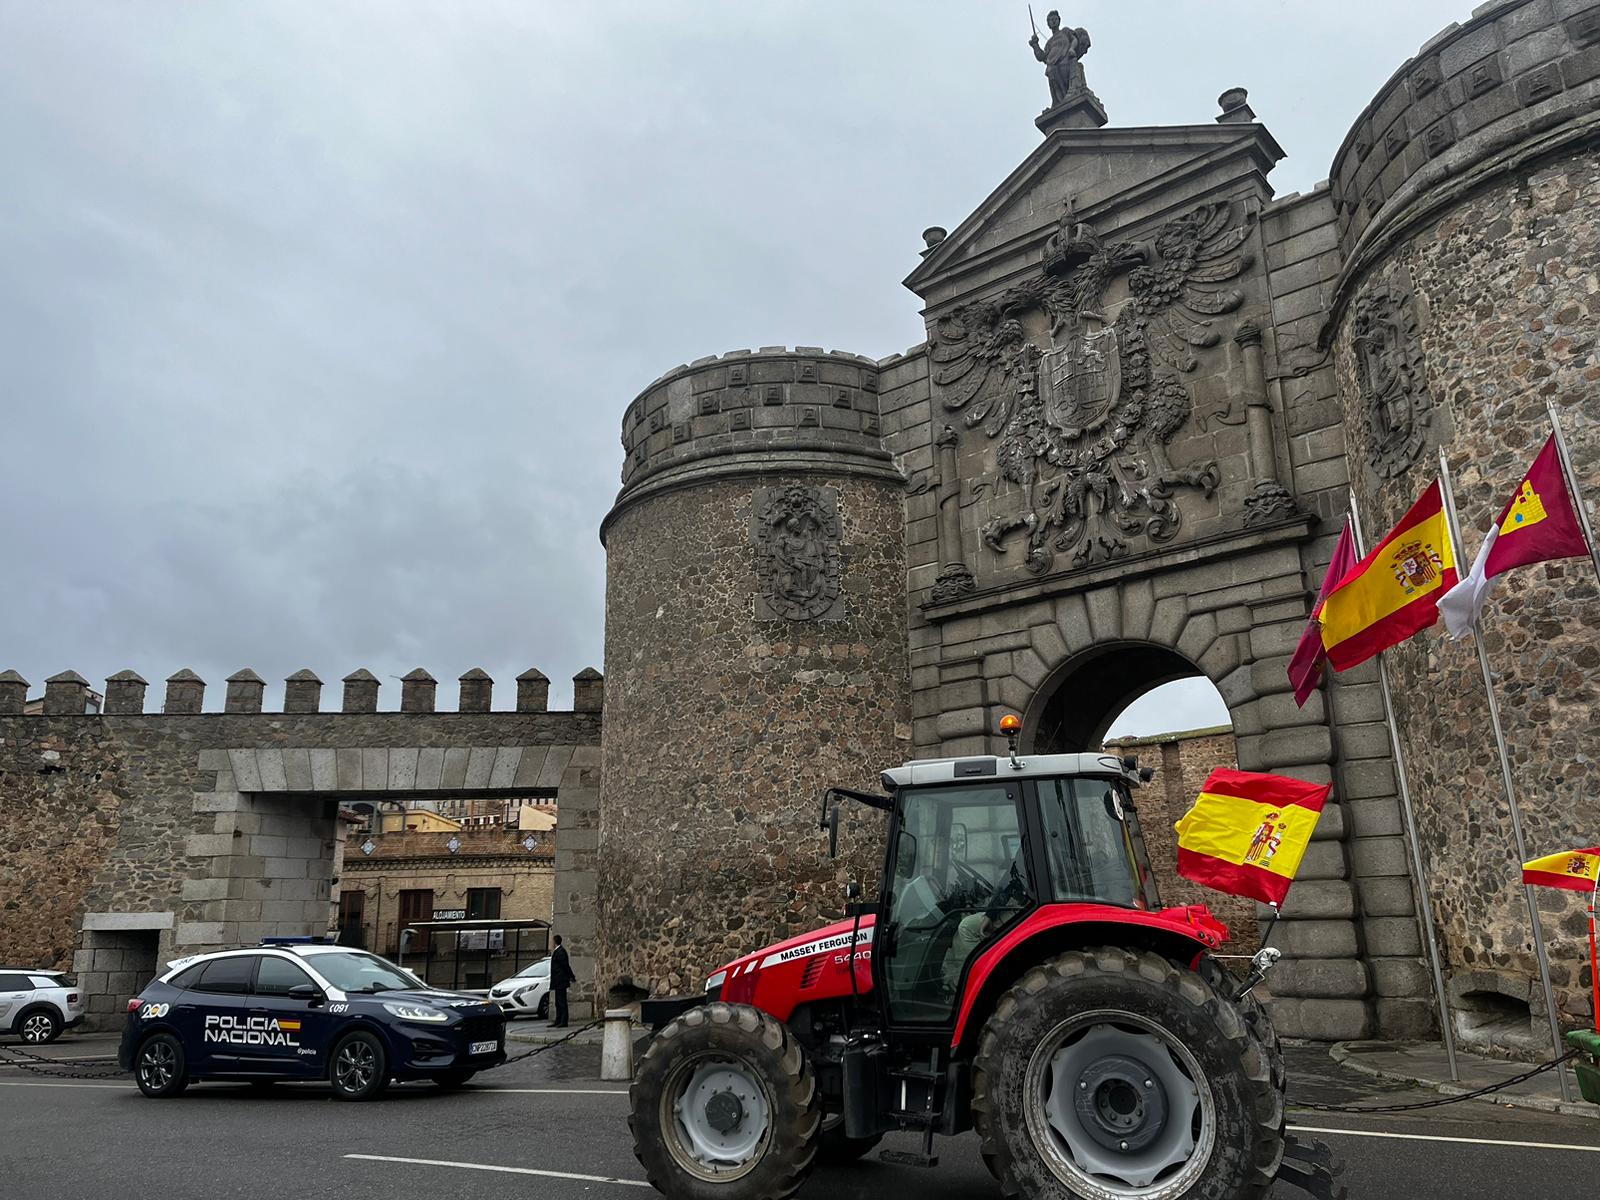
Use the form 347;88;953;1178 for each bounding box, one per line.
929;199;1253;576
1350;281;1433;479
751;484;844;621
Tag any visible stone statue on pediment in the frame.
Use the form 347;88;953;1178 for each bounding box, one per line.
1029;10;1091;106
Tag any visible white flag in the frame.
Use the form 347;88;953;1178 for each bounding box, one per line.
1438;526;1499;640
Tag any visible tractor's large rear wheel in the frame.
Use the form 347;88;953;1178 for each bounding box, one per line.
972;947;1283;1200
629;1002;820;1200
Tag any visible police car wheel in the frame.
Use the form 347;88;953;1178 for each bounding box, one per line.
135;1032;189;1099
330;1031;389;1101
433;1068;476;1090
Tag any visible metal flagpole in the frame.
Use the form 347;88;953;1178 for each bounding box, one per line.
1545;399;1600;586
1347;488;1460;1080
1437;450;1573;1100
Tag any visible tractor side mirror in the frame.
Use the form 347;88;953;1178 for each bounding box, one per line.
827;804;841;859
846;880;861;900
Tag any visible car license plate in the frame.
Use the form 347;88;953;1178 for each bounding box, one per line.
470;1040;498;1055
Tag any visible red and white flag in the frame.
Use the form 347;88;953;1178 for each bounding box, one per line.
1286;520;1357;707
1439;435;1590;639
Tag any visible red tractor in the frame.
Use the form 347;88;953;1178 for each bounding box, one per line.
630;723;1341;1200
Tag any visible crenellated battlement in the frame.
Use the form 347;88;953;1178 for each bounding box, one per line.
607;346;903;542
0;665;602;716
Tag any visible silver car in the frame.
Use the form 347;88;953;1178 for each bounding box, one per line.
487;958;551;1018
0;968;85;1044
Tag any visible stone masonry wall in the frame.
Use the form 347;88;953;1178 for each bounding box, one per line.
0;685;600;1024
1333;151;1600;1033
0;721;124;972
598;469;910;997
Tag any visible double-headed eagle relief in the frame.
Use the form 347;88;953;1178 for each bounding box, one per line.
930;199;1252;575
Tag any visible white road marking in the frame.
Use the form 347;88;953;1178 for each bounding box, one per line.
346;1153;652;1186
1292;1124;1600;1154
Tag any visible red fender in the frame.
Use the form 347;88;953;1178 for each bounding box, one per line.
950;903;1227;1051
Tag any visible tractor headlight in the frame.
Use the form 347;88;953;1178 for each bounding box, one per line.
383;1002;449;1023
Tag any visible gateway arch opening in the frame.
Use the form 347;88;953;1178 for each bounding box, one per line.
1027;642;1226;754
1023;641;1256;947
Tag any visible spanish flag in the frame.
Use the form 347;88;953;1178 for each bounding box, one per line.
1522;847;1600;893
1174;768;1332;908
1319;480;1457;671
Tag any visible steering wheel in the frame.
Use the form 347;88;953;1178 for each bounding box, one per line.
950;857;989;893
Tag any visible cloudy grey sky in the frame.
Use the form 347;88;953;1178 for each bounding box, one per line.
3;0;1469;723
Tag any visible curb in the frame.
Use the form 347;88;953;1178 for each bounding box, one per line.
507;1026;605;1046
1329;1042;1597;1120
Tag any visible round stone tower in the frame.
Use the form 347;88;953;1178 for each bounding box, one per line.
596;348;911;998
1326;0;1600;1040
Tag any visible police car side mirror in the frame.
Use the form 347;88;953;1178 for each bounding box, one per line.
288;983;323;1005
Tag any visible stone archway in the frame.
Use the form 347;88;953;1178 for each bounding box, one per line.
911;545;1433;1041
1025;641;1206;753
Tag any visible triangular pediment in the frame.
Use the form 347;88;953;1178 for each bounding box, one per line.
905;122;1283;311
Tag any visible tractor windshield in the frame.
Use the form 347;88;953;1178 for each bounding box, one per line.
1036;776;1146;909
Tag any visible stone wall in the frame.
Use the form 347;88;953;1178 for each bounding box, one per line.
0;667;600;1025
1332;150;1600;1035
597;349;911;999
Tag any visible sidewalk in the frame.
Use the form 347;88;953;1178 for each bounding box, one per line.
506;1021;607;1047
1331;1039;1597;1119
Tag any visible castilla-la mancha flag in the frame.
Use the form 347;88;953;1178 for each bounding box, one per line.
1439;435;1590;639
1174;768;1332;907
1522;847;1600;893
1317;480;1457;671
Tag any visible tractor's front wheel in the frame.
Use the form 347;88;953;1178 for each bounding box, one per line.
972;947;1283;1200
629;1002;819;1200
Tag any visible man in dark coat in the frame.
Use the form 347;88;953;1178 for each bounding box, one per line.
549;934;575;1027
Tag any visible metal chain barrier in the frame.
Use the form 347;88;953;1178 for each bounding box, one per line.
490;1018;607;1067
0;1042;127;1080
1294;1048;1582;1114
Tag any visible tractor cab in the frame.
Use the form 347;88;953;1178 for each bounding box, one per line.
873;747;1170;1029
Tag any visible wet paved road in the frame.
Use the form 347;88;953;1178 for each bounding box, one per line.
0;1032;1593;1200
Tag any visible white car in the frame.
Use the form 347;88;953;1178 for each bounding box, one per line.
487;958;551;1018
0;967;85;1044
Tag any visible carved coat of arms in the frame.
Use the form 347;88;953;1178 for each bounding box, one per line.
928;200;1250;574
752;485;843;621
1351;283;1433;479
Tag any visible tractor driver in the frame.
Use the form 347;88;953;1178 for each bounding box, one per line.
942;846;1029;988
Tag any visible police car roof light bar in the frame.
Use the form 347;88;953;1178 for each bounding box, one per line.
258;935;333;945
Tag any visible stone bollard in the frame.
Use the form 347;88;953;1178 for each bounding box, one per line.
600;1008;635;1082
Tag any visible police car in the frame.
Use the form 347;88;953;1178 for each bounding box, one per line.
118;938;506;1100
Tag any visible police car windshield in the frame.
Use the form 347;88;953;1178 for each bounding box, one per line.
309;951;425;994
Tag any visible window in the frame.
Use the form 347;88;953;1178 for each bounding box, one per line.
193;955;257;995
0;973;31;991
168;962;206;989
1038;777;1140;908
303;951;425;994
884;784;1031;1023
338;890;365;928
466;887;502;920
254;956;316;997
